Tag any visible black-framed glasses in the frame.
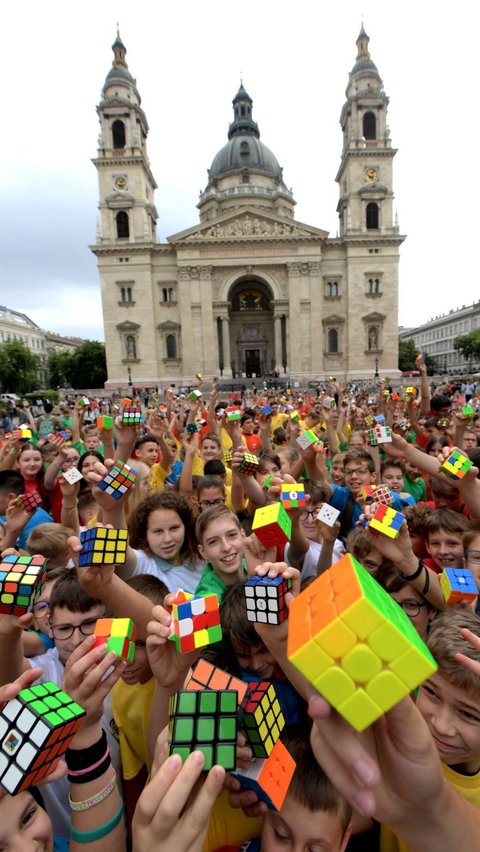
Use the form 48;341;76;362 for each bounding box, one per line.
50;617;98;641
344;467;369;476
300;509;319;521
397;599;428;618
198;498;225;509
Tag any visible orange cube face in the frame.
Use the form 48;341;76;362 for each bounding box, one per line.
185;659;248;706
257;739;296;810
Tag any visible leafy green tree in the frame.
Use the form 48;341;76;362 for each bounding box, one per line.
63;341;107;389
0;341;40;394
454;331;480;362
399;339;436;375
47;351;74;389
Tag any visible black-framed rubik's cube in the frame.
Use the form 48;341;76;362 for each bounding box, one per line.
169;689;238;770
0;682;85;794
0;555;47;615
238;452;260;475
244;576;292;625
15;491;42;513
240;681;285;758
122;406;142;426
78;527;128;566
97;460;137;500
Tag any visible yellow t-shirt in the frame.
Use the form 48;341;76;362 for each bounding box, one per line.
380;763;480;852
111;676;156;780
192;453;233;486
150;461;171;492
202;790;261;852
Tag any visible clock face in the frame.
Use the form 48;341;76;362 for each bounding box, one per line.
114;176;127;191
365;168;378;182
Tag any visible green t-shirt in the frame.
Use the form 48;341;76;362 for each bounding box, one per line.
403;474;426;503
195;560;248;601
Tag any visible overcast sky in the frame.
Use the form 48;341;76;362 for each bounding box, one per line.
1;0;478;341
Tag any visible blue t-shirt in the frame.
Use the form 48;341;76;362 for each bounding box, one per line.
165;459;183;485
240;669;303;725
329;485;409;533
54;836;69;851
0;507;52;550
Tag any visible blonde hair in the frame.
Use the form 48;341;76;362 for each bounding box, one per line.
427;609;480;696
26;523;74;562
125;459;152;519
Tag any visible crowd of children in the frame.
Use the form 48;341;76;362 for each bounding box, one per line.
1;361;480;850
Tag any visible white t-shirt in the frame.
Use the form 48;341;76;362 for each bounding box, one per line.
130;549;204;595
286;538;345;583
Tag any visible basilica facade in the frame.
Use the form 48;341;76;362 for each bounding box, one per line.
92;28;404;387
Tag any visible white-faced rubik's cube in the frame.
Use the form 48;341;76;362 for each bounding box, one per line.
244;575;292;625
232;738;296;811
78;527;128;566
360;484;393;507
190;389;203;402
238;452;260;475
226;406;241;421
98;460;137;499
369;504;404;539
15;491;42;513
367;425;392;446
296;429;321;450
440;450;473;481
240;682;285;758
440;568;478;604
252;503;292;560
168;590;222;653
169;689;238;770
0;682;85;794
280;483;306;509
93;618;137;662
0;555;47;616
374;414;386;425
122;406;142;426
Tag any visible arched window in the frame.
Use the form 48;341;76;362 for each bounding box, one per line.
325;281;339;297
116;211;129;239
366;203;379;230
328;328;338;353
166;335;177;359
363;112;376;140
112;120;126;149
368;278;380;295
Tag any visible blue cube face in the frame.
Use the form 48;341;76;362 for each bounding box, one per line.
445;568;478;595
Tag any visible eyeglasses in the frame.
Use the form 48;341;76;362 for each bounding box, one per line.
50;618;98;641
198;498;225;509
300;509;320;521
344;467;369;476
32;600;49;617
396;599;428;618
466;551;480;566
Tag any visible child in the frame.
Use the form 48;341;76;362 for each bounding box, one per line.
403;459;427;502
346;526;386;574
373;561;436;639
197;475;227;512
424;508;471;574
0;469;52;550
403;503;435;559
195;505;248;599
380;459;415;505
133;434;160;467
23;564;71;656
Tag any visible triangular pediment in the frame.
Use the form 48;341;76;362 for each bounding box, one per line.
168;207;328;243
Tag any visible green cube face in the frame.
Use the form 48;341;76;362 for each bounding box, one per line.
218;717;236;739
196;717;215;741
199;692;217;713
176;692;197;714
174;717;194;741
169;689;238;771
220;692;237;713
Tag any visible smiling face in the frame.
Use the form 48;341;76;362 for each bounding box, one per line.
417;672;480;773
426;529;465;571
0;791;54;852
382;466;404;493
18;448;43;480
261;794;351;852
146;508;185;564
342;461;375;496
197;515;245;582
200;438;222;462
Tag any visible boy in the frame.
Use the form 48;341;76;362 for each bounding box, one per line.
195;505;249;599
380;459;415;504
424;508;471;574
402;459;427;502
0;469;52;550
133;434;160;467
197;475;227;512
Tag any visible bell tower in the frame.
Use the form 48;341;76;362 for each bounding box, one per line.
336;27;397;237
93;30;158;245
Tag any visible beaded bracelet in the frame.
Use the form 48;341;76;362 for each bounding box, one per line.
66;731;107;771
69;770;117;812
70;801;124;843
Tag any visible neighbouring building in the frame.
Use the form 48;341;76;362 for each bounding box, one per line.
399;303;480;376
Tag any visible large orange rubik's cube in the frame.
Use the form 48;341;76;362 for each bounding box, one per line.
232;738;296;811
0;554;47;616
439;449;473;481
240;681;285;758
98;460;137;500
368;503;404;539
93;618;137;663
288;554;437;732
440;568;478;604
186;659;248;706
280;483;306;509
168;590;222;653
252;503;292;560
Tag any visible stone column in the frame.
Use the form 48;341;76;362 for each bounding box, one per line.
309;262;322;374
221;317;232;377
273;314;283;373
199;266;217;375
177;268;194;377
287;263;302;373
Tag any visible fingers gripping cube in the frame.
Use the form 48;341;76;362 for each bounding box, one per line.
78;527;128;566
440;450;473;480
287;554;438;732
252;503;292;560
169;689;238;770
168;590;222;653
440;568;478;604
98;460;137;499
244;575;292;625
15;491;42;512
368;504;404;539
0;554;47;616
238;453;260;475
316;504;341;526
93;617;137;662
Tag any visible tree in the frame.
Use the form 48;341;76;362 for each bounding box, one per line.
454;331;480;362
398;339;436;375
47;351;73;389
63;341;107;389
0;341;40;394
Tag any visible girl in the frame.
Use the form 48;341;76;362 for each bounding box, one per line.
43;444;81;522
121;491;203;593
16;443;49;509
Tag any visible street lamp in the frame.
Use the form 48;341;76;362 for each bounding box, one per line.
127;367;132;387
374;357;379;379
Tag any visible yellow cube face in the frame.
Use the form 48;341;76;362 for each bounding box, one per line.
110;619;133;637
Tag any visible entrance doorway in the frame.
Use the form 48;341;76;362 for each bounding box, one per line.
245;349;261;377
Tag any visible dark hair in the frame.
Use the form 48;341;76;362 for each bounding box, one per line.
303;481;329;505
343;448;375;473
424;508;471;538
126;573;168;606
258;449;282;472
404;503;435;535
425;435;449;454
197;476;226;499
134;435;159;450
241;413;253;426
78;450;104;474
203;460;226;477
49;572;103;616
381;458;405;476
220;582;257;647
0;469;24;496
430;394;452;413
128;491;197;561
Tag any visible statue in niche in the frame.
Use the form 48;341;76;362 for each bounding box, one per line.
126;335;136;359
368;327;378;351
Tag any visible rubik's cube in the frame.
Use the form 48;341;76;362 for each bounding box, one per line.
440;450;473;481
364;414;375;427
122;406;142;426
323;396;335;409
367;425;392;445
232;738;296;811
15;491;42;512
168;590;222;653
280;483;306;509
290;411;300;423
238;452;260;475
18;427;32;442
261;405;273;416
406;387;417;397
186;422;198;434
93;618;136;662
240;682;285;758
196;373;203;380
78;527;128;566
287;554;438;732
263;474;274;490
437;417;449;428
462;405;474;417
186;659;248;706
374;414;386;424
244;575;292;625
56;431;69;441
252;503;292;559
226;406;241;421
0;682;86;794
223;450;233;465
440;568;478;604
169;689;237;770
98;460;137;499
0;555;47;616
360;484;393;507
97;415;114;430
190;390;203;402
296;429;321;450
368;504;404;539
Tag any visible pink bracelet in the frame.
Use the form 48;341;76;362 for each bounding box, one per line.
67;746;110;776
